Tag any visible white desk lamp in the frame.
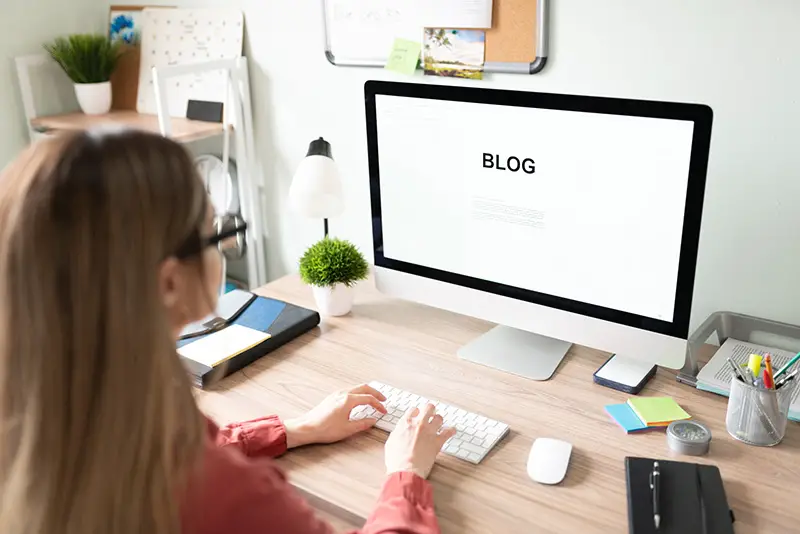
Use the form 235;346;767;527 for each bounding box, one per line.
289;137;344;237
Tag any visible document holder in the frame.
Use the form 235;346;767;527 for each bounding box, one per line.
177;291;320;388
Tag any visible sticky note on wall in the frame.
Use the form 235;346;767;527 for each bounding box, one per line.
385;38;421;75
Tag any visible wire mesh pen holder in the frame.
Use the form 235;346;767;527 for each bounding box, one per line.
726;377;799;446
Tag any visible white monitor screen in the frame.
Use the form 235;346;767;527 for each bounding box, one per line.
374;94;697;323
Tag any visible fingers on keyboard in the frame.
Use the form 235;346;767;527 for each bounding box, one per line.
354;382;509;464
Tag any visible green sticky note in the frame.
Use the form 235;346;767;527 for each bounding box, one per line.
626;397;691;426
385;38;421;75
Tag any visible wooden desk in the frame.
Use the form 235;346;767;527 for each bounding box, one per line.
30;111;226;144
197;275;800;533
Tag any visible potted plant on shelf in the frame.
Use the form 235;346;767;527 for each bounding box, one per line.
299;237;369;316
44;34;124;116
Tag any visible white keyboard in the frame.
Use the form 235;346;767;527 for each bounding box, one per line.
349;381;510;464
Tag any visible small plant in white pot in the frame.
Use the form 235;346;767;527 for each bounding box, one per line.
299;237;369;317
44;34;124;116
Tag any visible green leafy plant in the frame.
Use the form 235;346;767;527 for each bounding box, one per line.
299;237;369;288
44;34;125;84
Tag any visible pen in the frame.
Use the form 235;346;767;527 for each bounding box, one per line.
764;354;775;389
742;367;756;385
748;353;763;381
774;352;800;379
776;368;799;390
650;461;661;530
726;356;746;382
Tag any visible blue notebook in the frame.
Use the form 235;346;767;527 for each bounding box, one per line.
178;294;320;388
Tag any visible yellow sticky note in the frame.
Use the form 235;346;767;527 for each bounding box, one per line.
627;397;691;427
385;38;421;75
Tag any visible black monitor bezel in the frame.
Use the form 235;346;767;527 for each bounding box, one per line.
365;81;712;340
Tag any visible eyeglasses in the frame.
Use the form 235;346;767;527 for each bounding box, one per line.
175;220;248;260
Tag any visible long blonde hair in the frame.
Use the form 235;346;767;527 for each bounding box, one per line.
0;131;208;534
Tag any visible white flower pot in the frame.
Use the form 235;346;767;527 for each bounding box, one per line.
312;284;355;317
74;81;112;116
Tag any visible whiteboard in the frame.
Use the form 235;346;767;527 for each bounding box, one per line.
138;8;244;117
324;0;425;65
322;0;550;74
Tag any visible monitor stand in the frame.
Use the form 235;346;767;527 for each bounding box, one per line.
457;325;572;381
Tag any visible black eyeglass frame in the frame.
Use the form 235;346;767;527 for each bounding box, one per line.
174;221;248;260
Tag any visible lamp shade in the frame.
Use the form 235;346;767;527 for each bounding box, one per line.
289;138;344;219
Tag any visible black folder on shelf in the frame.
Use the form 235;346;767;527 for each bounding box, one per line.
625;457;735;534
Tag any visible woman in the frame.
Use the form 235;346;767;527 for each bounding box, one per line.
0;130;455;534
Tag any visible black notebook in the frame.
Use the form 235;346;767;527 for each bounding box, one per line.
625;457;735;534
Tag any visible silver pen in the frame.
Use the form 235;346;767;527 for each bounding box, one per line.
650;461;661;530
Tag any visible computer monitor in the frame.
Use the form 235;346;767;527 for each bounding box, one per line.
365;81;712;380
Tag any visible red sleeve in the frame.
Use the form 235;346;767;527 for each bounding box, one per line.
201;418;440;534
214;415;288;458
355;472;440;534
211;463;439;534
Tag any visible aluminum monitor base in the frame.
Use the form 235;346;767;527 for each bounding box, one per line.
458;325;572;381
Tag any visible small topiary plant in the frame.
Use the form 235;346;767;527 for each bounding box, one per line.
44;34;125;84
299;237;369;288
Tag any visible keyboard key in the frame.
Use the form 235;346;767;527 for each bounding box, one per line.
467;452;482;463
465;428;476;436
460;442;486;455
375;419;394;432
456;449;470;460
471;436;483;445
475;431;487;439
487;424;503;435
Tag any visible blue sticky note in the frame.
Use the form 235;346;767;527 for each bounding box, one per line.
605;403;649;433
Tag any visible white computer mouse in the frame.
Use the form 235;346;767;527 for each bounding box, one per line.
526;438;572;485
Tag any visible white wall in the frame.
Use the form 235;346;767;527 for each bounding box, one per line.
0;0;104;167
109;0;800;331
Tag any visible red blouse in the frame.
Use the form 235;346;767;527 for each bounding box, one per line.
180;416;441;534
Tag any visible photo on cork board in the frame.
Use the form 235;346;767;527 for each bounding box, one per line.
423;29;485;80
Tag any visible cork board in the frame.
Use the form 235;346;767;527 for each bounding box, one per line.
485;0;537;63
109;5;173;110
323;0;549;74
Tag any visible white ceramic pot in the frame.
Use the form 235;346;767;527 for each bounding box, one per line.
312;284;355;317
74;81;112;115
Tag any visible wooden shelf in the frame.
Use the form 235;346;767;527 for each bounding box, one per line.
30;111;226;144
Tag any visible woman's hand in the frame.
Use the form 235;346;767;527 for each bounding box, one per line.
284;384;387;448
384;404;456;479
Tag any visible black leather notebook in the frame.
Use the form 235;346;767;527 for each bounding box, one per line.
625;457;735;534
